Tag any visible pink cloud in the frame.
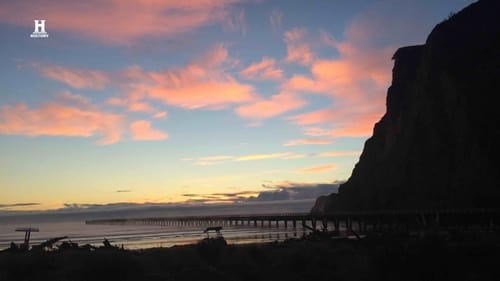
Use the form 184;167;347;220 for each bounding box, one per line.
290;110;381;138
106;96;159;114
297;164;336;173
284;28;314;65
0;0;240;45
0;93;124;145
235;92;306;119
36;65;110;89
121;44;255;110
240;57;283;80
283;138;333;146
147;79;254;110
130;120;168;141
40;44;256;111
288;109;380;139
282;24;394;138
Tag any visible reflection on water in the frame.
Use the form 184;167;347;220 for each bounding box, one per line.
0;223;312;250
0;200;317;250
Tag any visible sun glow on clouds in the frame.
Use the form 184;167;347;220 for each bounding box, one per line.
2;24;382;145
183;150;358;167
283;139;333;146
0;0;457;211
284;28;314;65
22;14;396;142
240;57;283;80
130;120;168;141
0;92;125;145
183;152;308;166
235;92;305;119
297;164;336;173
0;92;170;144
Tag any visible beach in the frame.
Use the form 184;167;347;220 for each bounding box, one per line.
0;200;315;250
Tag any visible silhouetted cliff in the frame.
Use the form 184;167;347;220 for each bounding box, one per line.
313;0;500;213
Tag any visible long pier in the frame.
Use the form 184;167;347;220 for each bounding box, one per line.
86;209;500;234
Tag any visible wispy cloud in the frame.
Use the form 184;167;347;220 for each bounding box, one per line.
240;57;283;80
195;155;236;166
35;64;110;89
297;164;336;173
182;152;307;165
183;150;360;166
116;190;132;193
0;203;41;209
317;151;361;157
270;9;283;32
283;138;333;146
236;152;305;161
0;0;241;45
152;111;168;119
284;28;314;65
224;8;246;35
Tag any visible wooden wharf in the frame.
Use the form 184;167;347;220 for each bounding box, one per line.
86;208;500;234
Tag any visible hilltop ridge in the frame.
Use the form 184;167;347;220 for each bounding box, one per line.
313;0;500;213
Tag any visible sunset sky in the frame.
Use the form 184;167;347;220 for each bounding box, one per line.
0;0;472;211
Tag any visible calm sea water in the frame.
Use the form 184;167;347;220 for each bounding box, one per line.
0;200;315;250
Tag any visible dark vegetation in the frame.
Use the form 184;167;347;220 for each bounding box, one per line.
1;232;500;281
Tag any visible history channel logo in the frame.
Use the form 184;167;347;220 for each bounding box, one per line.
30;20;49;38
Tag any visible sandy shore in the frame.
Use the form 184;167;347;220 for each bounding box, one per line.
1;231;499;281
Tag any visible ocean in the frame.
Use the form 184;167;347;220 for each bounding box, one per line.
0;200;315;250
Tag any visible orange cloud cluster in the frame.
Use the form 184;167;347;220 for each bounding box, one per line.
281;25;393;138
0;92;124;145
0;92;170;144
235;92;305;119
130;44;256;110
289;108;382;138
130;120;168;141
0;0;240;44
4;12;398;146
35;44;307;121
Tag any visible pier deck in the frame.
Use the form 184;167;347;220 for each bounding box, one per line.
86;208;500;234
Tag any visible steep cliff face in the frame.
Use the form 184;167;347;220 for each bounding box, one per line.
312;0;500;213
